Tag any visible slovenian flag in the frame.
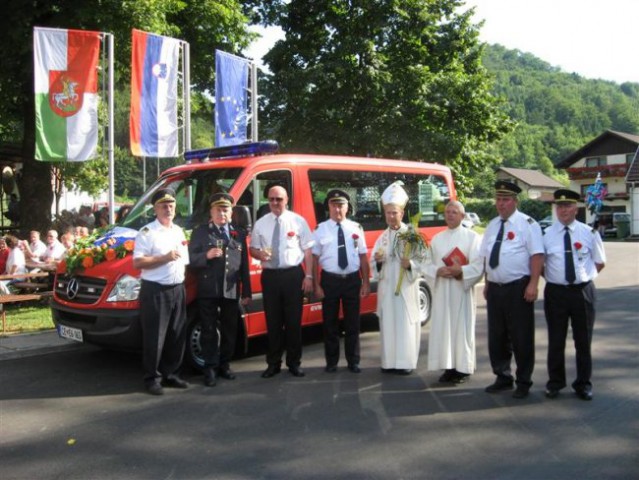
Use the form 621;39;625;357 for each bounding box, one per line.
130;29;180;158
33;27;101;162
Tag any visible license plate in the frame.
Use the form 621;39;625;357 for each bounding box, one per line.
57;325;83;343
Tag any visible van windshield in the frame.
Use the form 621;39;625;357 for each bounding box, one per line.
121;167;243;231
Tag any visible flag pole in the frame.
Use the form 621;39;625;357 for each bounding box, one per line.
106;32;115;224
251;62;258;142
183;41;191;151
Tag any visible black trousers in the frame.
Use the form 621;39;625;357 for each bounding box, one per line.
139;280;186;385
198;297;239;370
320;272;361;367
486;277;535;387
544;282;596;391
261;266;304;368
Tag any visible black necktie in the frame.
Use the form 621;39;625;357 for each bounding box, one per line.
489;220;505;269
564;227;576;284
337;223;348;270
219;227;229;242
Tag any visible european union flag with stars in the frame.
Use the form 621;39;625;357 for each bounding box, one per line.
215;50;249;147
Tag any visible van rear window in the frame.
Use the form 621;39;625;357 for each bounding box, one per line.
309;169;449;230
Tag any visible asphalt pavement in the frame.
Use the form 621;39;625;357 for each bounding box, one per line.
1;241;637;480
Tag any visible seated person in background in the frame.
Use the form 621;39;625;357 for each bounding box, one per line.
78;205;95;228
0;235;27;294
0;237;9;274
43;230;66;264
60;232;75;251
95;207;110;228
115;205;132;223
23;230;46;261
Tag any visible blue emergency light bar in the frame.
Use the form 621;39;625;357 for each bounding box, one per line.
184;140;279;163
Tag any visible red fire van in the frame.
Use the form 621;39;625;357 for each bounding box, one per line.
52;141;456;368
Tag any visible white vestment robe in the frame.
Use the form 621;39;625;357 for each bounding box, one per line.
425;226;484;374
371;224;424;369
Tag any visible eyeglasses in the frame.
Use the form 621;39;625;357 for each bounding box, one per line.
268;197;284;202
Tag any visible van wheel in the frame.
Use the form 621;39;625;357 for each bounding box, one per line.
418;280;432;326
185;306;249;371
186;307;205;370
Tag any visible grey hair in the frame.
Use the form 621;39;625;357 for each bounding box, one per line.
446;200;465;215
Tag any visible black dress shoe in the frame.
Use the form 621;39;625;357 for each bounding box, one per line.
512;386;530;399
485;380;514;393
439;370;456;383
325;365;338;373
146;383;164;396
218;368;236;380
288;366;305;377
545;388;559;399
348;364;361;374
451;373;469;384
261;365;281;378
381;368;395;374
396;369;413;376
163;376;189;389
203;369;217;387
575;389;593;401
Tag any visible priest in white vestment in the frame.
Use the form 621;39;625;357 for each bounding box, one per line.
371;182;425;374
425;201;484;383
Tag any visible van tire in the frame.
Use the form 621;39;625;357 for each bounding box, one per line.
185;305;249;371
418;279;432;326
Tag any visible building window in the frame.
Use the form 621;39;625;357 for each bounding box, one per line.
585;156;606;167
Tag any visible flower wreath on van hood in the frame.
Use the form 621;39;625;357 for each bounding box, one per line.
62;226;138;274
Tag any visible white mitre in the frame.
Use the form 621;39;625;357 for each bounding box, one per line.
381;181;408;207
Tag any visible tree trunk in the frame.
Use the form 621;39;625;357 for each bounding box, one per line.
19;86;53;237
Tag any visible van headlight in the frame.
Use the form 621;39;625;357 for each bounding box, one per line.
106;275;141;302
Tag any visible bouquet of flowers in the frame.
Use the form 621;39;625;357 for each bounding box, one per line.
393;212;428;295
63;226;136;275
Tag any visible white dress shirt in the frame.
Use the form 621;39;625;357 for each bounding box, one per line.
251;210;314;268
312;218;368;274
133;219;190;285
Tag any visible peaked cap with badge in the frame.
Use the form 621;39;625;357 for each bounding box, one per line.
209;192;234;208
325;189;350;205
151;188;176;205
553;188;580;204
494;181;521;197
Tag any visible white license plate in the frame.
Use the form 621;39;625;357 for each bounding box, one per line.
58;325;83;343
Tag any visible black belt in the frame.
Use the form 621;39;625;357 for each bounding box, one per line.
322;270;360;280
547;281;592;289
262;265;302;273
488;276;530;287
141;280;182;290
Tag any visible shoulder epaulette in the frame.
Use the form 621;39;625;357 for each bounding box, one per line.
527;217;535;224
591;227;597;234
141;226;150;233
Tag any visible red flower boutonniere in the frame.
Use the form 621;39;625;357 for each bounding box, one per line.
506;231;515;240
352;233;359;248
181;240;189;246
287;231;296;238
230;230;238;239
574;242;582;250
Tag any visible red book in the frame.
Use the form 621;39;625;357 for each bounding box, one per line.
442;247;468;267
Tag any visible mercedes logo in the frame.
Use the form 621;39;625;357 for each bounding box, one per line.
67;278;80;299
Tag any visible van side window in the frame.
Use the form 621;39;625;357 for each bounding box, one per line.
252;170;293;221
308;169;449;230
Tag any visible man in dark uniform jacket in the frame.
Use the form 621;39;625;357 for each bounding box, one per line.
189;193;252;387
543;189;606;401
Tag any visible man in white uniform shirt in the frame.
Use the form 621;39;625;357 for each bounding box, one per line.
543;189;605;401
43;230;66;263
312;189;370;373
250;185;314;378
133;188;190;395
480;181;544;399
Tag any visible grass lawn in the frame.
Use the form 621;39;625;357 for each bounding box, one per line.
1;302;55;335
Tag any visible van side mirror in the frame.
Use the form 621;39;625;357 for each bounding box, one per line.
232;205;252;232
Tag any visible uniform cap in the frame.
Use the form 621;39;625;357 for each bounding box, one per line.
381;181;408;207
151;188;176;205
209;192;234;208
325;189;350;204
494;181;521;197
553;188;580;203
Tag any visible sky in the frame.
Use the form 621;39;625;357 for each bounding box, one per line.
245;0;638;84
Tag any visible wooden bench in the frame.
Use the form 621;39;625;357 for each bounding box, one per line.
0;272;53;332
0;293;48;332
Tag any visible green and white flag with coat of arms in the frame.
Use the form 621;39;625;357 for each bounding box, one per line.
33;27;101;161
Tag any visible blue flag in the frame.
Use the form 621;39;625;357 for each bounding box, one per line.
215;50;249;147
